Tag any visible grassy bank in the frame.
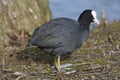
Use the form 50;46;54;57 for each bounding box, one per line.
0;20;120;80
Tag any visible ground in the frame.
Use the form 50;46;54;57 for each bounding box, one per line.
0;21;120;80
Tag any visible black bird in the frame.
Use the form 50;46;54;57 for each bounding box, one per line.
27;9;99;71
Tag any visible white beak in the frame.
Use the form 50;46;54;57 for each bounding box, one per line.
93;18;100;25
89;18;100;31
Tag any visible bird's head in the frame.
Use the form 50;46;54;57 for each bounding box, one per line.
78;9;100;30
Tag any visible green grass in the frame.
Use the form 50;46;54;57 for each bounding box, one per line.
0;21;120;80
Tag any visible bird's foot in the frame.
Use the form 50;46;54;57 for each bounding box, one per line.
53;63;76;74
61;63;73;69
51;63;76;74
61;63;76;74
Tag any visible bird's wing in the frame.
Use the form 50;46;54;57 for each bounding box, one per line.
28;21;67;48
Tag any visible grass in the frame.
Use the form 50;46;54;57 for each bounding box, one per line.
0;20;120;80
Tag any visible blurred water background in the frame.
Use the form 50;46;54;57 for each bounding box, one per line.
49;0;120;21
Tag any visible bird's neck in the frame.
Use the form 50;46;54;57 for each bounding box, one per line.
78;20;90;31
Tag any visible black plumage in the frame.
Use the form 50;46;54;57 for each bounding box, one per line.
27;9;99;71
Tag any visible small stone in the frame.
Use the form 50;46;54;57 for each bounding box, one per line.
28;8;33;13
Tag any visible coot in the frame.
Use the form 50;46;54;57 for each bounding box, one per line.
27;9;99;71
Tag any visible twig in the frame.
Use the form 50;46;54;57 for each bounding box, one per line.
13;72;27;80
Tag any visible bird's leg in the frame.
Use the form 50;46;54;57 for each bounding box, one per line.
54;56;61;72
57;56;61;71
